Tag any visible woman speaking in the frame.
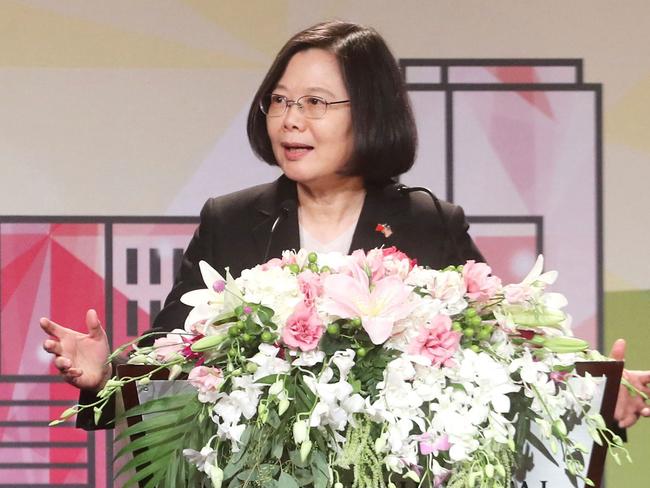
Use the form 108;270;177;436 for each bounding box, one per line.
40;20;649;431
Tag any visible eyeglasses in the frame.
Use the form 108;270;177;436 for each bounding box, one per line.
260;93;350;119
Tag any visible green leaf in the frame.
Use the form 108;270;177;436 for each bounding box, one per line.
278;472;300;488
256;305;275;325
114;440;179;478
223;426;255;480
237;468;259;482
293;468;314;487
115;399;199;441
256;374;281;385
319;333;348;356
121;456;171;488
114;423;186;460
229;425;253;464
289;449;309;468
227;478;243;488
245;321;262;334
267;408;281;429
271;439;284;460
116;393;195;420
311;449;329;488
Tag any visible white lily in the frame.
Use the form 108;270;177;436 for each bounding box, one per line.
181;261;242;332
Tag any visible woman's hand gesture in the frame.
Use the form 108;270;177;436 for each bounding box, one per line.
40;309;112;392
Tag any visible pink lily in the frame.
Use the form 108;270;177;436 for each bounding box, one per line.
321;262;415;344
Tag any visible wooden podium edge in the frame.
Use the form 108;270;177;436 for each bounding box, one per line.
575;360;624;487
117;364;177;488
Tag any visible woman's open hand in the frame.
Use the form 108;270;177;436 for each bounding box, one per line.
40;309;112;392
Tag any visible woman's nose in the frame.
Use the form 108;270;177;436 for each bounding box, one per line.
282;102;306;130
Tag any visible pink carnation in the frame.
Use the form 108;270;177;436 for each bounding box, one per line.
188;366;224;402
462;260;501;302
261;258;283;270
408;315;460;367
382;246;416;278
382;246;416;268
152;333;185;362
298;270;323;308
281;302;324;352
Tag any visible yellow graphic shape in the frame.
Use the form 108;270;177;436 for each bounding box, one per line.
0;1;258;68
184;0;289;58
607;74;650;154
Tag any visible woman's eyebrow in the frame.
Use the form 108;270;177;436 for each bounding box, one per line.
273;83;337;99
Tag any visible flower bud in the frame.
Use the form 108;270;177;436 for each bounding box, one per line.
127;354;149;365
404;470;420;483
210;466;224;488
374;433;387;453
334;483;343;488
485;463;494;478
59;406;79;420
104;378;123;390
574;442;589;453
191;334;227;352
168;364;183;380
591;413;606;430
300;440;312;462
278;398;290;416
269;380;284;396
93;406;103;425
552;419;567;438
292;420;309;444
543;336;589;353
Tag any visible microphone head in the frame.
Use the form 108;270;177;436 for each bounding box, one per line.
279;199;297;213
383;182;408;199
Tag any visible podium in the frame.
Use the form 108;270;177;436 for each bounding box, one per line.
117;361;622;488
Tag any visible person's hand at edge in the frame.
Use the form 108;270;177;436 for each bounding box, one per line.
609;338;650;428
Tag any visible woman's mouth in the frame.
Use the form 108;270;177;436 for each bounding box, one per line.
281;142;314;161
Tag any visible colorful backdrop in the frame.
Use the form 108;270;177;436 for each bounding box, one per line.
1;1;648;486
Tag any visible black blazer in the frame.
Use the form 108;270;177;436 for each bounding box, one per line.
77;175;483;430
152;175;484;332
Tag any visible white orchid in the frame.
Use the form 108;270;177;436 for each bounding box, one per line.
291;349;325;367
249;343;291;380
183;443;219;475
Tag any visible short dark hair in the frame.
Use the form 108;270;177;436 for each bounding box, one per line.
247;20;417;184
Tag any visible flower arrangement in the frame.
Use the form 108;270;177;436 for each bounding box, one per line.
54;248;629;488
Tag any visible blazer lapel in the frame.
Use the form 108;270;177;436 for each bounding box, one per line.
251;176;300;261
349;182;405;253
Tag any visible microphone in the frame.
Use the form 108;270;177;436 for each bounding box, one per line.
394;183;461;265
263;199;296;263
